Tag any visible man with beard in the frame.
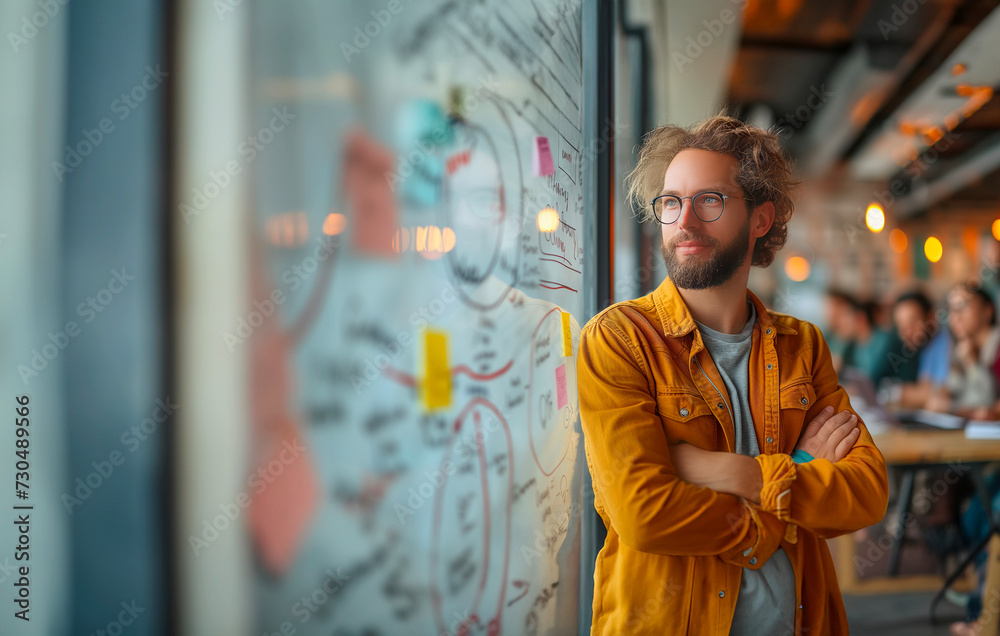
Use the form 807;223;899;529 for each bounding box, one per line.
577;115;889;635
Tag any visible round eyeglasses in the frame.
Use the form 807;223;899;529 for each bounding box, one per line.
650;191;745;224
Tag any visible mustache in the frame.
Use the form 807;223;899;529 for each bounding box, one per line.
667;232;719;247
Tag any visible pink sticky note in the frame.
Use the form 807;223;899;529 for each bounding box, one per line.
555;364;568;410
248;419;320;576
533;136;555;176
342;129;398;258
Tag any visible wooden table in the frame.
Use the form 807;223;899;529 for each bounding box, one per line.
868;426;1000;630
874;428;1000;465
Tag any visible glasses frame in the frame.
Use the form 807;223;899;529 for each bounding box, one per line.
650;191;746;225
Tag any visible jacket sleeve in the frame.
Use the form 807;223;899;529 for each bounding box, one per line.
578;319;786;566
755;323;890;538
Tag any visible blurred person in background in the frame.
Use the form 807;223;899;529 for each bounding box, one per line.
926;283;1000;418
945;277;1000;636
842;298;897;387
825;289;859;372
887;290;951;407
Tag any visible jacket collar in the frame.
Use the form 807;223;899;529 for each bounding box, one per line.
651;276;797;339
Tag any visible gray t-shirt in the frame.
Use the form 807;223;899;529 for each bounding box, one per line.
696;304;796;635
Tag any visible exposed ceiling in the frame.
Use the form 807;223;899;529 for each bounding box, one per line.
725;0;1000;219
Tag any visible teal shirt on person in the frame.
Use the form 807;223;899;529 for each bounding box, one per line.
889;332;922;383
843;327;897;386
824;332;851;362
871;328;951;385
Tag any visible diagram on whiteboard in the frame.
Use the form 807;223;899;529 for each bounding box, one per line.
247;1;588;634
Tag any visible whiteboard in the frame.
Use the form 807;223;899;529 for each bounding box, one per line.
246;1;590;634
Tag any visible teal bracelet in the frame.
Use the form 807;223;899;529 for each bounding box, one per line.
791;449;814;463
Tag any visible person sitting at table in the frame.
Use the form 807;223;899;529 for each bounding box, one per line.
926;283;1000;419
824;289;858;372
842;298;898;387
889;290;952;407
946;285;1000;636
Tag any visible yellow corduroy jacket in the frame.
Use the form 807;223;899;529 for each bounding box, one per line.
578;276;889;635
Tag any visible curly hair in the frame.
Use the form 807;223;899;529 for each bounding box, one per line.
625;114;800;267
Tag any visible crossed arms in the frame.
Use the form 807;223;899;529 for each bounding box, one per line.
670;405;860;503
577;320;889;565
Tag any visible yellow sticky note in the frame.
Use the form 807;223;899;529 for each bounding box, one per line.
561;311;572;357
421;329;451;410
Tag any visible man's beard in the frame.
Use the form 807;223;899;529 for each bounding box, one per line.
660;221;752;290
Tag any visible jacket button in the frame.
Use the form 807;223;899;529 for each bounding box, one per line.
799;604;803;610
749;557;757;565
679;408;689;417
766;436;773;444
719;591;725;598
717;402;724;409
800;397;808;405
766;328;772;335
766;363;773;370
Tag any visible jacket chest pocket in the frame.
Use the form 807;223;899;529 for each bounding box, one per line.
655;390;718;450
778;380;816;453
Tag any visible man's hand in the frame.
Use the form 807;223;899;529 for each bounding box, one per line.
670;444;762;503
794;405;859;462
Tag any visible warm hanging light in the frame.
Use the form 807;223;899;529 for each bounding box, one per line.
924;236;943;263
784;256;810;282
889;229;907;253
865;204;885;233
